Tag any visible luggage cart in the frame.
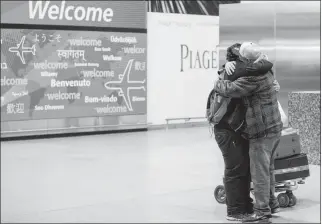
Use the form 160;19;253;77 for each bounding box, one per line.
213;128;309;208
214;177;307;208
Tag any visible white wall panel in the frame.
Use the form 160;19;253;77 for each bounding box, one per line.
147;12;219;125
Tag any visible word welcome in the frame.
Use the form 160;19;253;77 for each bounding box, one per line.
29;1;114;22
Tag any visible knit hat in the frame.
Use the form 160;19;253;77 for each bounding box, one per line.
226;43;241;62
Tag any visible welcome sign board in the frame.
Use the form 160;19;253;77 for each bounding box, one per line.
1;1;147;122
1;29;147;121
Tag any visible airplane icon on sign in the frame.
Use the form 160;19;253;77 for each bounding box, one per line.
104;59;146;112
9;36;36;64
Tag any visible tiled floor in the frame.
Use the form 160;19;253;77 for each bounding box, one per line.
1;127;320;223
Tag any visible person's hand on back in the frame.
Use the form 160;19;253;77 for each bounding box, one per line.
273;79;280;92
254;53;268;63
225;61;236;75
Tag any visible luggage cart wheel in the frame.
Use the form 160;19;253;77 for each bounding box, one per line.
277;193;290;208
214;185;226;204
286;191;297;207
288;194;297;207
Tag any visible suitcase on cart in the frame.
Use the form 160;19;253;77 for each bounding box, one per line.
274;153;310;183
273;153;310;207
275;128;301;159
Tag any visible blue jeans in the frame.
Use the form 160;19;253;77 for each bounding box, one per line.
249;133;281;216
214;127;253;215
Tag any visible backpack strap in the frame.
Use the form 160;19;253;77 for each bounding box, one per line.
206;89;215;109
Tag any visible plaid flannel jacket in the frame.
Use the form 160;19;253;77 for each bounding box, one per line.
214;69;283;140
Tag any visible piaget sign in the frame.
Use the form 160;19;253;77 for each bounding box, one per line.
1;0;146;29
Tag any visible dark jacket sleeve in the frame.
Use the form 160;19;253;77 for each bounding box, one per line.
213;78;258;98
246;59;273;74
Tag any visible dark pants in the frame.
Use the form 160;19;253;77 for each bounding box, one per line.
214;127;253;216
249;133;281;216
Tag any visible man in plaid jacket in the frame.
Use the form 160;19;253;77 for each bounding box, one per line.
213;42;283;223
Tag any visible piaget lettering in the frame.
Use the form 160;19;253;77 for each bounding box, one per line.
29;1;114;22
180;44;217;72
50;79;91;87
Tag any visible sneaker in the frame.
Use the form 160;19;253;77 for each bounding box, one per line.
266;206;280;218
271;206;280;214
246;205;254;215
226;213;249;222
242;213;270;223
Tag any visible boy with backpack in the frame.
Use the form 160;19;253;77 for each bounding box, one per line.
207;43;276;222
